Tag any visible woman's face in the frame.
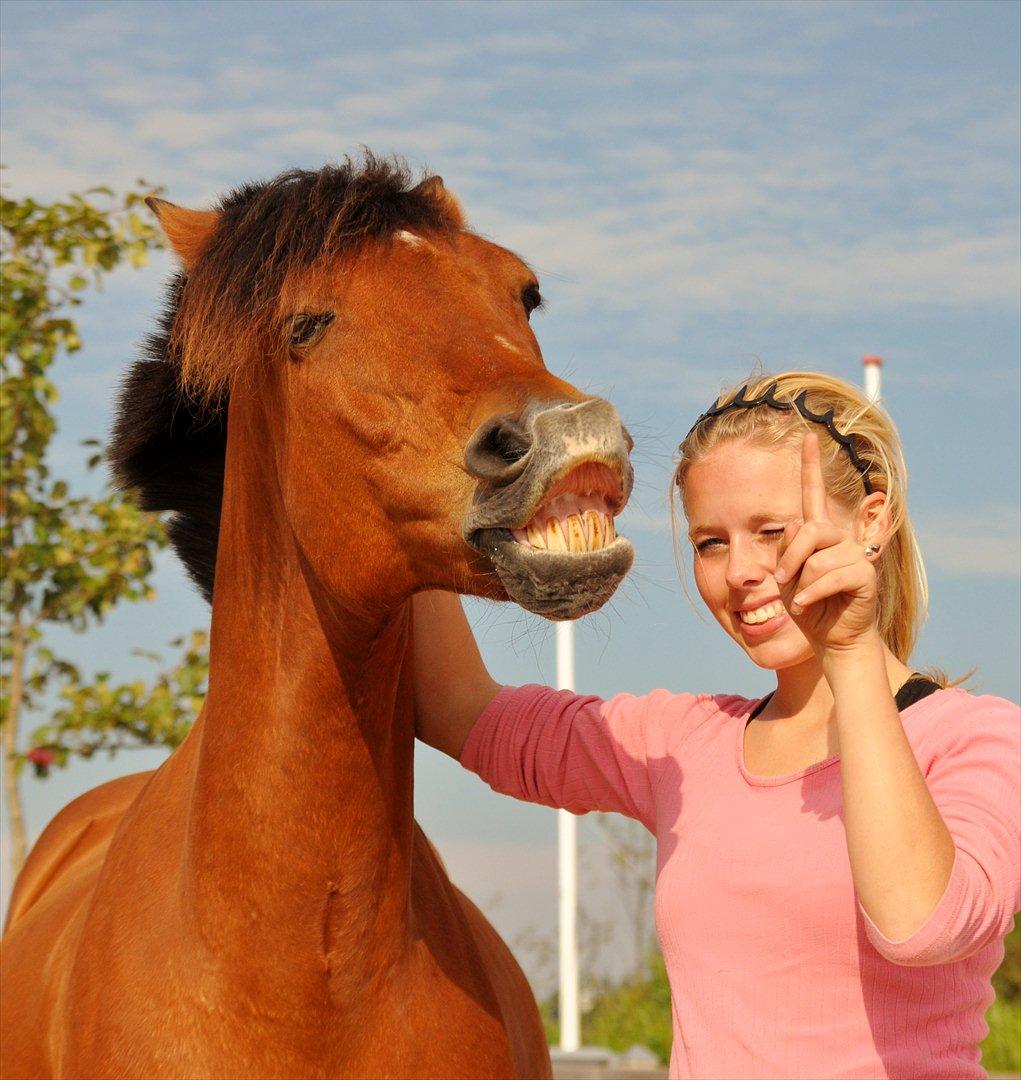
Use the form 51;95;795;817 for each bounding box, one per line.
682;435;857;671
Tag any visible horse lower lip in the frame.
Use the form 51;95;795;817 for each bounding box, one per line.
469;527;633;619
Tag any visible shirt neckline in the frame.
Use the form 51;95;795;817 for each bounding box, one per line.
735;682;945;788
736;704;840;787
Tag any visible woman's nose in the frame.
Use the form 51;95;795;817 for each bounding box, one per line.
725;541;770;590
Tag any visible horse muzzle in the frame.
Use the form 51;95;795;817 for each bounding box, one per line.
462;398;635;620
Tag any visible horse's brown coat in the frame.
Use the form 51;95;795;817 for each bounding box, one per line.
1;161;630;1078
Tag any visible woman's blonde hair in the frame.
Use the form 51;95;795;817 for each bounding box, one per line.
672;370;928;666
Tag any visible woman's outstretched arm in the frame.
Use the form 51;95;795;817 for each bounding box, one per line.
411;590;503;759
412;591;664;828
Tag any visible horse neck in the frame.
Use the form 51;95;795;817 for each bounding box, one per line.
182;389;415;977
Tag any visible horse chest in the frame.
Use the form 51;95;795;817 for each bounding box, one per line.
58;954;521;1079
56;862;531;1078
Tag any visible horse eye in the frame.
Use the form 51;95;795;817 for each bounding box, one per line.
288;311;334;349
521;285;543;318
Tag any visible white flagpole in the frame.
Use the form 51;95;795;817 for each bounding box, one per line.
863;354;883;402
556;620;580;1052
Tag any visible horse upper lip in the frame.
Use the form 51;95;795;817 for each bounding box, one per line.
534;458;626;515
465;456;628;542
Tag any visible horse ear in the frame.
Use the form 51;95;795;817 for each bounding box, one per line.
412;175;464;229
147;198;221;271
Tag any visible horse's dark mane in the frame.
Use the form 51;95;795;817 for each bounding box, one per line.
109;156;457;602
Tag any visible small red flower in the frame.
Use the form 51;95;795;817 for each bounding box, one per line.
26;747;56;766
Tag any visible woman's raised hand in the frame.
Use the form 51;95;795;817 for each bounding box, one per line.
774;432;881;656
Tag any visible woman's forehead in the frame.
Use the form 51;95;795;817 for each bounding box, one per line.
687;438;799;486
683;440;801;519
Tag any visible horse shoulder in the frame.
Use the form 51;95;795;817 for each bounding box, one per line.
410;824;553;1079
4;771;154;931
452;884;553;1079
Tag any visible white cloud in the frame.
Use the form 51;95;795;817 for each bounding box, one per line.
5;3;1017;339
918;506;1021;579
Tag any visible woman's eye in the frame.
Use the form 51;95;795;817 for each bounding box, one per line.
695;538;724;553
521;284;543;318
289;311;334;349
761;528;785;542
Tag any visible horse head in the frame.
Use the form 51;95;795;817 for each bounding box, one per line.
111;158;633;621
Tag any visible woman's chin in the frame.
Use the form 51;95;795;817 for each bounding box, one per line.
731;618;813;670
745;646;812;672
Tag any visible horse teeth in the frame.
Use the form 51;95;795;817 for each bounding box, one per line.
527;508;618;554
566;515;586;553
546;518;568;552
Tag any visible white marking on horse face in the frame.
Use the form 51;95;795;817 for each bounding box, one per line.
396;230;426;248
494;334;521;354
562;434;603;456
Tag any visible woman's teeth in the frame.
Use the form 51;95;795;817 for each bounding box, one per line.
738;600;786;625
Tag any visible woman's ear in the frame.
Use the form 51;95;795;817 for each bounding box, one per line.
857;490;891;547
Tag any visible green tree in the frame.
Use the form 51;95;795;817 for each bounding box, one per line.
1;184;205;878
582;950;672;1064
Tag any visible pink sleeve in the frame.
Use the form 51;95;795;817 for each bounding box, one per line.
459;683;685;832
860;693;1021;967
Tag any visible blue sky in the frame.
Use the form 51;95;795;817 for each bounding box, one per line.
2;0;1019;987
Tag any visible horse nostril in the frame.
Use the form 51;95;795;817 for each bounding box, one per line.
492;428;530;464
464;415;533;482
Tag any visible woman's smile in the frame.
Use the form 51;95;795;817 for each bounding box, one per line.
734;597;790;639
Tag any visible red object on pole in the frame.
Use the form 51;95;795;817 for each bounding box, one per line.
862;354;883;366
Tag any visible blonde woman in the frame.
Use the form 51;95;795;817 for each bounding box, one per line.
413;372;1020;1079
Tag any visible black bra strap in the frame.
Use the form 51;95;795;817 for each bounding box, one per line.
895;674;942;710
747;693;773;722
746;674;941;727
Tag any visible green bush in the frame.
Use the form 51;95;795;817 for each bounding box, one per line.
983;922;1021;1073
582;952;672;1064
993;922;1020;1003
981;996;1020;1073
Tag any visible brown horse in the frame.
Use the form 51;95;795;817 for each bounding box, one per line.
1;158;634;1079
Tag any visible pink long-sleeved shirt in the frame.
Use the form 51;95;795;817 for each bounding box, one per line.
460;684;1021;1079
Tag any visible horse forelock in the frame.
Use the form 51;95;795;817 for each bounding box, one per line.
167;154;461;404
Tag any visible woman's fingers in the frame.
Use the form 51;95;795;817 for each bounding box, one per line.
790;563;871;614
801;431;829;523
774;519;802;576
774;519;845;585
792;542;864;590
775;435;851;588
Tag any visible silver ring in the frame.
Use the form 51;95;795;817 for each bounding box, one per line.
864;544;881;558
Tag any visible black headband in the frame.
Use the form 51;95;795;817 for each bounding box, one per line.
682;382;875;495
